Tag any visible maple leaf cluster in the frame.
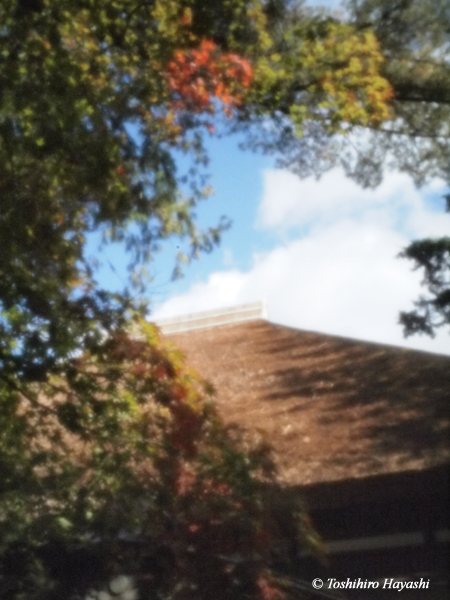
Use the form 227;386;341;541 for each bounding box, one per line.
167;39;253;119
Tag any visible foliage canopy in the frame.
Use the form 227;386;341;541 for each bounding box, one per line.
249;0;450;338
348;0;450;338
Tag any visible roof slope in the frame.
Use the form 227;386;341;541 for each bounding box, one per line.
166;320;450;486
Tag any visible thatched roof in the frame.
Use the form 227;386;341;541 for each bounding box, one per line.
164;318;450;486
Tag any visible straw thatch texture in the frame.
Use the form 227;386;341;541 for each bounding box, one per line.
166;320;450;486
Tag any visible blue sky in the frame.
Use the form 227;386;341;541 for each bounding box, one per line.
87;0;450;357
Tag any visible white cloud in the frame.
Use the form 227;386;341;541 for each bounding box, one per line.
152;169;450;356
151;270;246;319
257;168;447;237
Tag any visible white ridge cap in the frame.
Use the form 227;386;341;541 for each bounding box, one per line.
154;301;268;335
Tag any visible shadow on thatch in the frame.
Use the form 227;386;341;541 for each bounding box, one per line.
167;320;450;485
262;333;450;465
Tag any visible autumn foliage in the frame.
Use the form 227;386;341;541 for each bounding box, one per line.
167;39;253;117
1;319;312;599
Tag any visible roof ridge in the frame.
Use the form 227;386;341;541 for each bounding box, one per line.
153;301;268;334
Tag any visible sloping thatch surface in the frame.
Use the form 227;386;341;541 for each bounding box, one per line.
166;320;450;486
